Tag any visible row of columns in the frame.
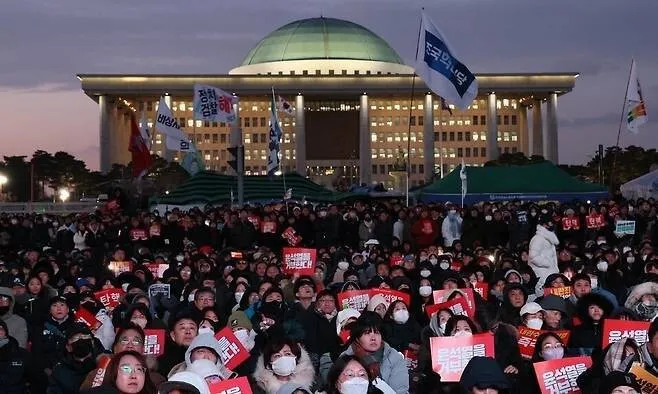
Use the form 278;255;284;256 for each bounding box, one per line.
99;96;131;174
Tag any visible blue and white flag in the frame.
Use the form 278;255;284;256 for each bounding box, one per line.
415;11;478;110
155;97;196;153
267;97;282;176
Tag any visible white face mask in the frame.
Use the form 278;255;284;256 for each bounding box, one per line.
338;261;350;271
439;262;450;270
234;329;255;351
271;355;297;376
453;330;472;337
526;318;543;330
542;347;564;361
235;292;244;303
597;261;609;272
188;292;196;302
627;256;636;264
131;317;147;329
420;269;431;278
176;254;185;262
429;257;438;265
597;240;606;245
485;215;492;221
393;309;410;324
198;326;214;336
590;278;599;289
439;322;447;334
340;377;369;394
419;286;432;297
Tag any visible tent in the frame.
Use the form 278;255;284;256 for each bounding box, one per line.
152;171;352;206
417;162;608;204
620;169;658;200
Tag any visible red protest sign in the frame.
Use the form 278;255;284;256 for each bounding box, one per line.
107;261;133;276
282;247;317;276
472;282;489;301
281;227;302;246
433;288;475;317
602;319;650;347
214;327;250;370
425;303;442;319
586;214;605;229
561;217;580;231
430;333;495;381
261;221;277;234
389;255;404;266
533;356;592;394
517;327;571;359
369;288;411;308
337;290;370;311
143;329;165;356
433;297;472;318
75;308;101;331
339;328;351;345
129;228;148;241
544;286;572;299
144;263;169;279
403;349;418;371
94;288;124;311
208;376;253;394
90;355;111;387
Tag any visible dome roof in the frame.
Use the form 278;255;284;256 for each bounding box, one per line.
239;17;404;66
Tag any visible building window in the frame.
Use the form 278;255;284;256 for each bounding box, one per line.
481;147;486;157
442;132;447;141
512;147;518;153
472;132;479;141
187;119;194;127
252;133;258;143
411;164;417;174
465;147;471;157
511;132;518;142
260;133;267;143
473;148;479;157
504;147;510;154
503;132;510;142
379;149;385;158
419;164;424;174
196;120;202;128
220;134;226;143
203;121;210;128
244;118;250;127
457;148;463;157
511;115;517;125
434;132;440;142
503;99;510;107
395;133;401;142
371;133;377;142
480;131;487;141
503;115;509;125
379;164;385;174
480;115;486;125
252;117;258;128
204;133;210;143
472;115;479;125
212;121;218;127
372;165;377;174
497;115;501;125
418;116;424;126
449;132;455;141
457;132;463;141
410;116;416;126
244;134;251;144
465;131;471;141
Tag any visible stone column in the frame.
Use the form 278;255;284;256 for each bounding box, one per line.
163;95;174;162
99;95;112;173
546;92;559;163
295;94;306;175
518;106;529;155
532;99;543;157
423;94;434;183
487;93;499;160
359;94;371;185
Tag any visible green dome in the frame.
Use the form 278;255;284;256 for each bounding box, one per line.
240;17;404;66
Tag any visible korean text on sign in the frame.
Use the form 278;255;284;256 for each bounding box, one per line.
94;288;125;311
143;329;165;356
214;327;249;370
430;333;495;381
533;356;591;394
338;290;370;311
282;247;316;275
602;319;650;347
544;286;572;299
207;376;253;394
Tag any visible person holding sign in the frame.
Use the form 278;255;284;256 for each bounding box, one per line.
89;350;157;394
383;300;421;353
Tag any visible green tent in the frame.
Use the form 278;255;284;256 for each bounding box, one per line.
418;162;608;204
153;172;352;205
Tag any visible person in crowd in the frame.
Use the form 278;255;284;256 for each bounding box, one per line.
90;350;157;394
528;214;559;296
0;319;30;394
326;355;379;394
0;286;28;348
459;356;509;394
252;337;316;394
383;299;420;353
47;323;101;394
539;295;569;330
167;333;236;380
569;292;614;355
158;313;199;376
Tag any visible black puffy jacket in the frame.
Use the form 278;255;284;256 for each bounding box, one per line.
0;337;30;394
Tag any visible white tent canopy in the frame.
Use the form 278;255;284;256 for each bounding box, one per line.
620;169;658;200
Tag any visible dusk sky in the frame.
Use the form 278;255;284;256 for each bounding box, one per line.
1;0;656;170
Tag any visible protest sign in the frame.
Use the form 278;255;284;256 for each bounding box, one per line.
148;283;171;299
281;227;302;246
473;282;489;301
143;329;165;356
282;247;316;275
214;327;250;370
602;319;650;347
586;214;604;229
615;220;636;235
533;356;592;394
430;333;495;381
94;288;124;311
544;286;572;299
517;327;571;359
629;363;658;394
145;263;169;279
261;221;277;234
75;308;102;331
129;228;148;241
389;255;404;266
433;288;475;317
369;288;411;307
433;297;472;318
208;377;253;394
107;261;133;276
337;290;370;311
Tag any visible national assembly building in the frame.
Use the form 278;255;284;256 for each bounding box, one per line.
78;16;577;190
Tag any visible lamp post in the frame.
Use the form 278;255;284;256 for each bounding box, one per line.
0;174;7;202
58;188;70;203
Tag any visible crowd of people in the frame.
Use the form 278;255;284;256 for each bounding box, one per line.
0;195;657;394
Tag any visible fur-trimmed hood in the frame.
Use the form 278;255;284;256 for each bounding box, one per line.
624;282;658;309
252;345;315;394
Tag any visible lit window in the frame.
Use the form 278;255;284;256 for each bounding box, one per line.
386;149;393;158
449;104;455;110
394;133;401;142
434;119;440;126
386;105;392;110
418;148;423;158
244;135;251;144
187;119;194;127
511;132;518;142
379;149;385;158
386;117;392;127
386;134;393;142
504;132;510;142
449;148;456;158
472;132;480;141
394;104;400;110
472;102;479;110
370;105;377;110
284;133;290;143
449;120;455;126
196;120;202;128
403;134;408;142
371;117;377;127
410;133;416;142
251;105;258;111
245;150;251;160
371;133;377;142
285;150;291;159
147;122;153;128
156;150;162;156
497;132;501;141
371;149;377;159
204;154;211;160
465;119;471;125
178;102;186;111
496;100;501;110
261;150;266;160
503;99;509;107
511;100;518;109
418;104;424;110
457;118;463;126
481;132;487;141
434;150;440;158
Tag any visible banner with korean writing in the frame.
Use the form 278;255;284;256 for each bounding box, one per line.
261;221;277;234
615;220;636;235
473;282;488;301
517;327;571;359
433;288;475;317
389;255;404;266
281;227;302;246
586;214;605;229
602;319;650;347
561;217;580;231
107;261;133;276
430;333;495;381
193;84;237;123
208;376;253;394
145;263;169;279
544;286;572;299
214;327;250;370
90;355;112;387
338;290;370;311
433;297;472;318
533;356;592;394
94;288;125;311
369;288;411;307
129;228;148;241
75;308;102;331
148;283;171;299
282;247;316;276
629;363;658;394
143;329;165;356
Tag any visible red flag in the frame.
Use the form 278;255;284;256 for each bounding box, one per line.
129;114;151;178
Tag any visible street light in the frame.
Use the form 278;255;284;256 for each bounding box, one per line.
58;188;70;202
0;174;7;202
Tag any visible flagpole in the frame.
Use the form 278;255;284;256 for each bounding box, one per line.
610;59;634;190
271;87;287;197
438;97;444;178
406;9;423;207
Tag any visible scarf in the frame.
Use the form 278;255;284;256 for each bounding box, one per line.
352;341;384;378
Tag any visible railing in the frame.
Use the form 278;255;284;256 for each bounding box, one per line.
0;202;101;214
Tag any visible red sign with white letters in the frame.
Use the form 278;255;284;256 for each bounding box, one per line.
430;333;495;381
94;288;125;311
282;247;316;275
208;376;253;394
517;327;571;359
214;327;250;370
602;319;650;347
143;329;165;356
533;356;592;394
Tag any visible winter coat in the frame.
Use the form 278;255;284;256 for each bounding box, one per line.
384;318;421;353
441;213;463;247
528;226;559;296
46;355;97;394
14;290;51;329
252;345;316;394
31;315;75;371
0;336;30;394
624;281;658;321
411;218;439;249
297;308;340;360
166;334;236;380
0;287;28;348
341;342;409;394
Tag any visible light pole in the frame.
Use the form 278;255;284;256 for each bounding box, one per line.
58;188;70;203
0;174;7;202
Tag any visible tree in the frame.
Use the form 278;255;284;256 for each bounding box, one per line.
484;152;546;167
1;156;30;201
31;150;56;200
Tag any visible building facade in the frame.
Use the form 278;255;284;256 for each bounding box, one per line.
79;17;577;190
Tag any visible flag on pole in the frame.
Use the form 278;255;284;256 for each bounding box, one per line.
284;188;292;200
138;113;152;150
267;94;282;176
129;114;152;178
277;96;295;115
193;84;237;123
155;97;196;152
181;144;204;176
440;97;453;115
460;159;467;206
625;60;648;134
415;10;478;110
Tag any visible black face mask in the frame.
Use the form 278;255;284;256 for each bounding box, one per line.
0;306;9;316
71;338;93;358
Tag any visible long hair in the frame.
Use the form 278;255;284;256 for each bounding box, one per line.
531;332;564;362
326;355;377;394
102;350;156;394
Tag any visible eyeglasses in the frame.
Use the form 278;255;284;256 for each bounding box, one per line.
119;337;144;346
341;369;368;379
119;364;146;375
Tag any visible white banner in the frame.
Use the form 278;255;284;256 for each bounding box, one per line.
156;97;195;152
193;84;237;123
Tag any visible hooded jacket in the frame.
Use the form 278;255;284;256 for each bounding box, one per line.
341;342;409;394
0;287;28;348
624;281;658;321
0;335;30;394
167;333;236;380
252;345;315;394
528;225;559;296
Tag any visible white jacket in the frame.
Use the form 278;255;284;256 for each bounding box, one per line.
529;225;559;296
441;213;463;247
